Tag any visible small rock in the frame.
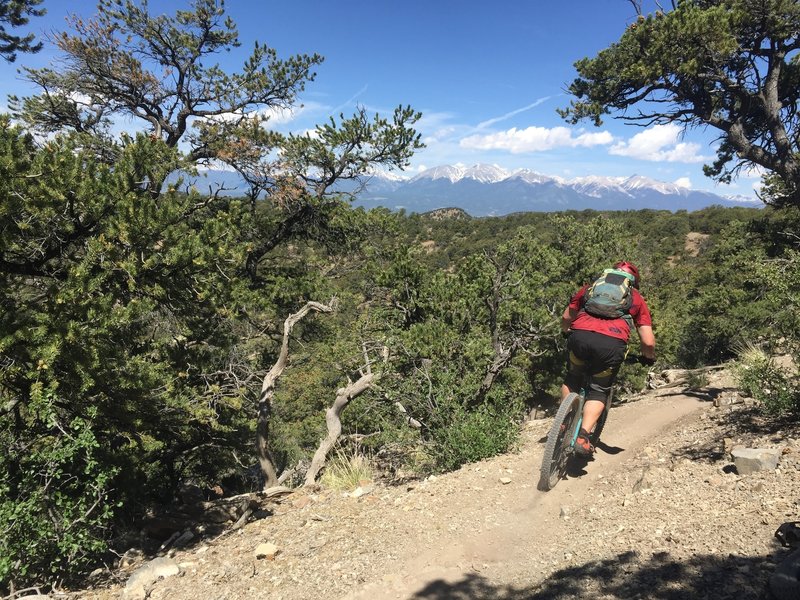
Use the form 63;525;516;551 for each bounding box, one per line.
124;557;180;600
172;530;195;548
351;484;375;498
559;505;570;520
292;495;313;509
255;542;280;560
731;447;781;474
499;477;512;485
632;468;652;493
119;548;145;569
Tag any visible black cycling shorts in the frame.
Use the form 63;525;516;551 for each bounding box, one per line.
564;330;627;402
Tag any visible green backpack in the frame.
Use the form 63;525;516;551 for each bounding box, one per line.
583;268;635;319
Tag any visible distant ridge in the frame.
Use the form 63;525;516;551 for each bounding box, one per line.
353;164;763;216
421;207;471;220
167;164;763;216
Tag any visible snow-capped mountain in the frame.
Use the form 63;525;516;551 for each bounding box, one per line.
408;163;510;184
509;169;564;186
169;163;763;216
569;174;691;198
353;164;762;215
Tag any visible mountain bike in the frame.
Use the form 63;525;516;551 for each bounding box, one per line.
537;354;645;492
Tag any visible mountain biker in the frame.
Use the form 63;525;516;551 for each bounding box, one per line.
560;261;656;456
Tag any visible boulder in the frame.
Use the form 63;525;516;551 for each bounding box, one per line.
123;557;180;599
731;447;781;475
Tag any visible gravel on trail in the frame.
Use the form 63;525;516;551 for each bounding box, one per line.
74;369;800;600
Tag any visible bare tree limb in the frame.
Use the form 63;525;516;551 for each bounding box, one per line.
256;301;333;490
304;372;376;486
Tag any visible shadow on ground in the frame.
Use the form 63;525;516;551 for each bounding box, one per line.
406;549;784;599
672;403;800;463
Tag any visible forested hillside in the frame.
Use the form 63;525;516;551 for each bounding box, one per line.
2;0;800;594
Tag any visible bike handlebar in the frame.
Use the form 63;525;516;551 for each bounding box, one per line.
625;354;655;366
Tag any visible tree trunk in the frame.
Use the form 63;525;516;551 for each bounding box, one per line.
304;373;375;486
257;301;332;490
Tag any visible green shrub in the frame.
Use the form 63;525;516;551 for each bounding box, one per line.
686;370;709;390
734;345;799;415
428;403;520;473
615;362;649;398
0;399;117;592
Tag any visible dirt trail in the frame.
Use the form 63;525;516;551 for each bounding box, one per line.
81;376;799;600
342;394;705;600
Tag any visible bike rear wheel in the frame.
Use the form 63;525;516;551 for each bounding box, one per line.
537;392;582;491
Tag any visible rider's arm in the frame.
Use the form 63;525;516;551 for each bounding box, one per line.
562;286;587;333
561;306;579;333
637;325;656;360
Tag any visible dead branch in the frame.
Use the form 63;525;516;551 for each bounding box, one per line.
304;372;376;486
394;401;422;428
648;364;728;389
256;301;333;489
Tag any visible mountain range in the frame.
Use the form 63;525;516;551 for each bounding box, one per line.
181;164;762;216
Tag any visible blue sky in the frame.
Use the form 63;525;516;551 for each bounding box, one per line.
1;0;762;198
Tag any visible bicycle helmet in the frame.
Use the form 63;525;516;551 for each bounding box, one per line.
614;261;640;288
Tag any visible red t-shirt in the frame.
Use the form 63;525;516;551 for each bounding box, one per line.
568;284;652;343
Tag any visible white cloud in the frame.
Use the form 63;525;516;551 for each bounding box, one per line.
609;123;707;163
415;111;463;144
197;159;237;172
423;126;460;145
259;105;302;125
459;126;613;154
741;164;768;179
292;128;320;140
674;177;692;189
575;131;615;146
68;91;95;105
190;104;303;128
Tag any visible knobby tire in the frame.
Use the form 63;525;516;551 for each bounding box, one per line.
538;392;581;491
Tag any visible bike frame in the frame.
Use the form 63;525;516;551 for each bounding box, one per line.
568;394;586;447
537;368;619;492
568;384;610;449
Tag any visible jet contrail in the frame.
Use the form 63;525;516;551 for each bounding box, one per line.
477;96;552;129
332;85;369;115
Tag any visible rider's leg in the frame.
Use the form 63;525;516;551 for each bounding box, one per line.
567;331;626;454
562;343;586;400
575;385;611;455
580;399;605;434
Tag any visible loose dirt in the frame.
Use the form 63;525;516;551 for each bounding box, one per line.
76;369;800;600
